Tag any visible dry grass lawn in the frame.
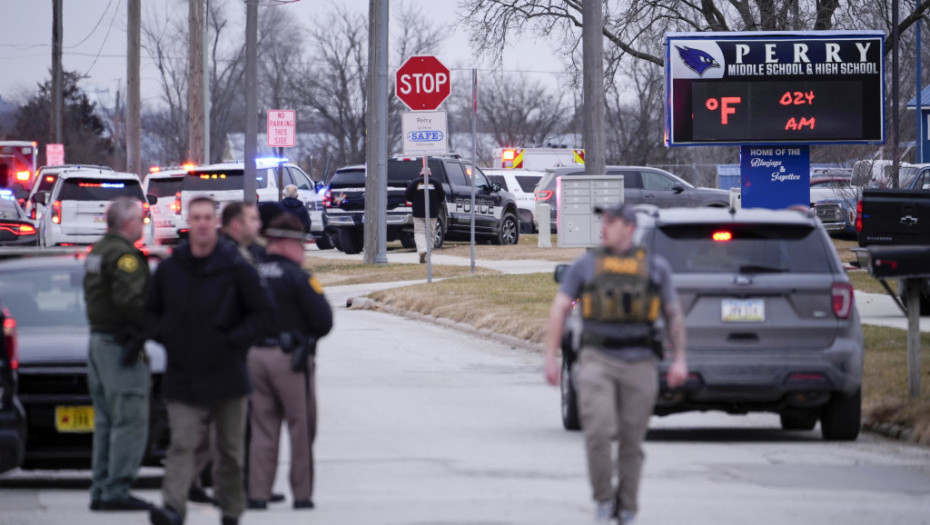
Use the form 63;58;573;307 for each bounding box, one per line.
440;234;585;262
305;256;496;287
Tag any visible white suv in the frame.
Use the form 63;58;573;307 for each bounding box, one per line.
143;167;187;245
482;168;545;233
25;164;114;223
174;159;323;243
35;168;155;247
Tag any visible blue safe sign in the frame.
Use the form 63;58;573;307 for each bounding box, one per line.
740;146;810;209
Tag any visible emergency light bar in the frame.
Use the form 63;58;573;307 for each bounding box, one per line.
79;182;126;188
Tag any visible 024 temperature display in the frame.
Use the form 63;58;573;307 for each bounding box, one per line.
691;81;863;142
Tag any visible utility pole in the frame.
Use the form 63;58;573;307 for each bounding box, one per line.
188;0;205;164
243;0;258;201
126;0;141;176
582;0;606;176
364;0;389;264
892;0;900;187
203;0;211;163
51;0;63;144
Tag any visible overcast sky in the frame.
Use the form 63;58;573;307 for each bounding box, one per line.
0;0;567;109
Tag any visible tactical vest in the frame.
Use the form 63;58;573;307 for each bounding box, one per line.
580;247;661;350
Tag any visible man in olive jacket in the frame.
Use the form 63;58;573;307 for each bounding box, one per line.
147;197;274;525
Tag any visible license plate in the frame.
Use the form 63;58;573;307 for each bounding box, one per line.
55;406;94;433
721;299;765;322
93;214;105;223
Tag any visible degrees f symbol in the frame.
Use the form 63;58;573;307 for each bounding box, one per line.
677;46;719;76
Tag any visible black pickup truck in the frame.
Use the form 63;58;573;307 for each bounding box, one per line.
857;168;930;310
323;156;521;254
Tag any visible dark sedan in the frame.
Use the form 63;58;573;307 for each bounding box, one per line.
532;166;730;231
0;255;168;469
0;192;37;246
0;301;26;473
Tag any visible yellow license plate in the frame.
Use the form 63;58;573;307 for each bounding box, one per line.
55;406;95;433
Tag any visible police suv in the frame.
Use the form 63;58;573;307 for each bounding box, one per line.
143;167;187;245
323;156;521;254
34;168;156;247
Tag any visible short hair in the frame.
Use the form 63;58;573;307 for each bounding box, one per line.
283;184;299;198
221;201;255;227
107;197;141;230
188;196;217;214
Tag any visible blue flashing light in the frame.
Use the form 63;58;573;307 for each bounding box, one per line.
0;190;14;199
255;157;288;166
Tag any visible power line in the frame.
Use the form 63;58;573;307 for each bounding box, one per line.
82;0;123;78
67;0;115;49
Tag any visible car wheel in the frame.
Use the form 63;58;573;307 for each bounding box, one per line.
561;357;581;431
337;228;364;255
400;236;416;249
820;388;861;441
493;212;519;245
315;233;335;250
780;411;818;431
432;214;445;250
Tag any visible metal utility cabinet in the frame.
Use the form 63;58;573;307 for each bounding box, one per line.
557;175;624;248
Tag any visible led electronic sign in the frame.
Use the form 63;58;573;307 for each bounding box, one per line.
665;31;885;146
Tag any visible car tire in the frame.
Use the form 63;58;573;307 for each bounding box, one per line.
493;212;519;245
820;388;861;441
432;214;445;250
337;228;363;255
561;357;581;431
401;236;416;249
780;411;818;431
315;233;335;250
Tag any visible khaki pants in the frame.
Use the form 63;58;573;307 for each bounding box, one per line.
413;217;436;254
247;347;315;501
573;348;658;514
162;397;247;521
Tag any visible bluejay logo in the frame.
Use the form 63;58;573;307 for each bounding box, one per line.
676;46;720;76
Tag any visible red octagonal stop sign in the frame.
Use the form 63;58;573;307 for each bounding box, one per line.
395;55;450;111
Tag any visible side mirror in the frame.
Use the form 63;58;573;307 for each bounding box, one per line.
314;181;324;192
33;192;47;206
491;182;502;193
554;263;569;283
146;194;158;205
672;184;685;194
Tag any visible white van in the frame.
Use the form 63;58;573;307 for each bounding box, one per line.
143;167;187;244
174;159;324;243
35;169;155;247
482;168;545;232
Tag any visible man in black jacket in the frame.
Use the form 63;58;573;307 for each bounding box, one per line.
147;197;274;525
247;214;333;511
404;170;445;264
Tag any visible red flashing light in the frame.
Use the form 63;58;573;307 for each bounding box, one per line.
149;166;161;173
173;192;182;215
3;309;17;370
534;190;553;201
502;149;516;161
15;171;30;181
323;189;333;208
712;231;733;242
182;163;196;171
45;176;54;182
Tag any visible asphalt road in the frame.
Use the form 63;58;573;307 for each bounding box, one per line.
2;287;930;525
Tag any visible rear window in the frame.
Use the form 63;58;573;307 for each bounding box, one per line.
0;267;87;328
487;175;507;189
146;177;184;197
35;173;59;192
652;224;833;274
58;178;143;201
388;159;445;185
183;169;270;191
0;199;21;220
329;169;365;188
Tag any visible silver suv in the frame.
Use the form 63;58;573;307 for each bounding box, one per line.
559;206;862;441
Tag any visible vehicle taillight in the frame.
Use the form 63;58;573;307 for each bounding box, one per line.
30;208;36;220
535;190;553;201
712;231;733;242
3;309;17;371
855;200;863;232
323;189;332;208
18;224;35;235
51;200;62;224
142;202;151;224
173;192;182;215
832;282;854;319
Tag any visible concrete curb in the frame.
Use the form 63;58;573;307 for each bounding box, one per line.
350;295;925;448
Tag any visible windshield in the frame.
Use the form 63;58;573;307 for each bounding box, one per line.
146;177;184;197
0;267;86;328
652;224;833;274
58;178;143;201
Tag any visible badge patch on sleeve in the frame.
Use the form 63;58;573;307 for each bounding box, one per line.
117;254;140;273
309;276;323;294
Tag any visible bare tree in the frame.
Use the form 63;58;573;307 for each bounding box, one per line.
473;74;568;147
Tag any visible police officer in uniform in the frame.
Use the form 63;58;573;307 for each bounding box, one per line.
544;203;688;525
247;214;333;510
84;197;153;511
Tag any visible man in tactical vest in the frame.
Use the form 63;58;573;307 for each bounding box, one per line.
247;214;333;510
544;203;688;525
83;197;153;511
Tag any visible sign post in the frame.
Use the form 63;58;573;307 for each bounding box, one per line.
396;56;451;282
267;109;295;200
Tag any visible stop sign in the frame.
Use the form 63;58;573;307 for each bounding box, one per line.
395;55;450;111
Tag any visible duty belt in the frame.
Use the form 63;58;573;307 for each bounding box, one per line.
580;333;651;348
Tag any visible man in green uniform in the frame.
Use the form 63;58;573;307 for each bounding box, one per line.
84;196;153;511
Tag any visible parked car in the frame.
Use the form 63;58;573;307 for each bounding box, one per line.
533;166;729;231
34;169;156;247
482;168;545;233
557;206;862;441
0;190;37;246
0;300;26;473
0;254;169;468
